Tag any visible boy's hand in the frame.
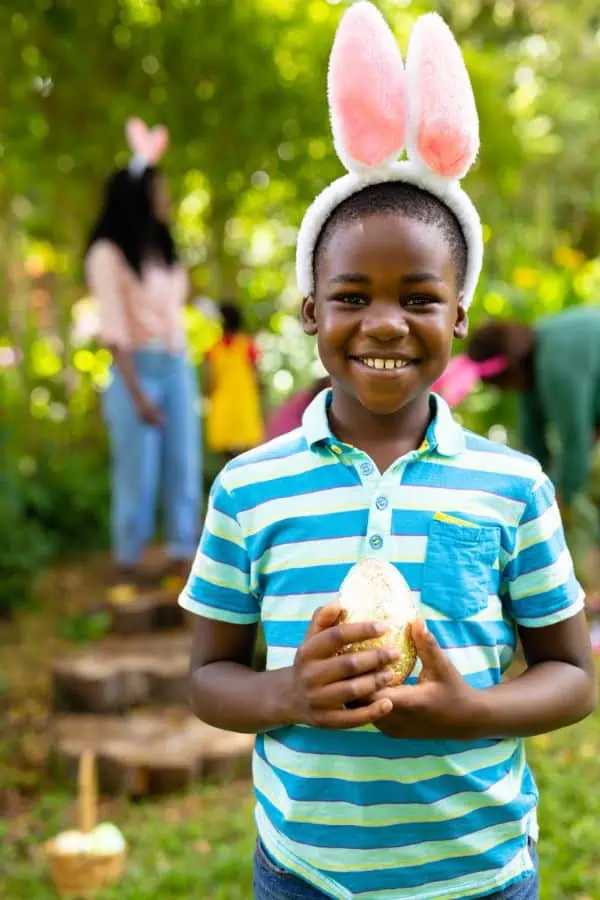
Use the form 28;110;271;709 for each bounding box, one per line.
289;603;397;730
371;619;484;740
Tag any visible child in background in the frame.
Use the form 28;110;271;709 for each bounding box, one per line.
205;301;264;459
181;6;595;899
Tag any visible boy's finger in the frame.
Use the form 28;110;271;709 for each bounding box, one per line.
305;603;342;639
411;619;451;676
303;646;399;688
317;697;393;730
310;668;395;709
306;620;389;660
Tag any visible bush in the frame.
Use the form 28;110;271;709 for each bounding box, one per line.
0;475;54;616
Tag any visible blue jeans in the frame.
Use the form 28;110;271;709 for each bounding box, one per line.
102;349;201;565
253;839;539;900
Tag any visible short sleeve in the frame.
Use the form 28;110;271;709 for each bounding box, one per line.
178;473;259;624
85;241;131;348
503;472;584;627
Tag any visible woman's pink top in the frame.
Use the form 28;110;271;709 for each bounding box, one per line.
85;239;189;351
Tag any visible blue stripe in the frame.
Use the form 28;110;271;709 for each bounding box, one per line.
340;836;531;893
201;534;248;573
263;618;514;650
247;511;368;561
402;460;531;501
256;787;531;853
186;575;255;615
268;726;502;761
234;465;359;510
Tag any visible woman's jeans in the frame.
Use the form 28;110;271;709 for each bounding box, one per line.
253;839;539;900
103;349;201;566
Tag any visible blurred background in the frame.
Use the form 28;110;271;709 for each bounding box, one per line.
2;1;600;898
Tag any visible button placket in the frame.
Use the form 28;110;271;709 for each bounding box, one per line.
366;472;394;556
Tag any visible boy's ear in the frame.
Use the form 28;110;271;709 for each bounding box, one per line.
301;295;318;336
453;295;468;339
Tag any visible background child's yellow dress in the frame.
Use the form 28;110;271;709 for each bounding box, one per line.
206;334;264;453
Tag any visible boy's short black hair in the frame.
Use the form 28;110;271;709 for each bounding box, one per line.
312;181;468;291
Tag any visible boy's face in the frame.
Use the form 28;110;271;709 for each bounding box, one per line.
302;212;467;417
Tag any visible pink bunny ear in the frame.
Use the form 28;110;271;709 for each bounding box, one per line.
328;1;406;171
405;13;479;179
148;125;169;164
125;118;169;165
125;117;151;156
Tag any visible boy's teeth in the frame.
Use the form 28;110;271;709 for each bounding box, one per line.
361;357;407;370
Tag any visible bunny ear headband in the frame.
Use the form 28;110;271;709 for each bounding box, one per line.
296;2;483;308
125;117;169;176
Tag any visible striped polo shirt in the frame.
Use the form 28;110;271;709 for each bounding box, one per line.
180;390;583;900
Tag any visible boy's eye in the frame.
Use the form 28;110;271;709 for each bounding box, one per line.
331;292;368;306
405;294;439;307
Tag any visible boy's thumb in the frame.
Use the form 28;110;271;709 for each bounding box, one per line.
411;618;447;673
308;603;342;636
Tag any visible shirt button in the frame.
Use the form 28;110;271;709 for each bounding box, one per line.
369;535;383;550
360;462;374;476
376;496;388;511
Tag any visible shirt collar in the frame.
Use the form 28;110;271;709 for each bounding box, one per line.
302;388;465;458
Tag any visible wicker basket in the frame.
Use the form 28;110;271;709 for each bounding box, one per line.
45;750;127;897
45;845;126;898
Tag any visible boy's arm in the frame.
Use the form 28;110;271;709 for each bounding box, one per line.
475;611;595;737
189;617;294;733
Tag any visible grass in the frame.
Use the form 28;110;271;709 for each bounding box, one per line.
1;555;600;899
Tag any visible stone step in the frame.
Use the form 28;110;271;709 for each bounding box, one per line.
51;708;254;796
106;588;188;635
52;632;192;714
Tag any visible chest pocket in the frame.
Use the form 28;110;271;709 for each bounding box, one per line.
421;516;500;618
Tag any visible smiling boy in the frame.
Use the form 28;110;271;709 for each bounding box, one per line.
180;6;595;899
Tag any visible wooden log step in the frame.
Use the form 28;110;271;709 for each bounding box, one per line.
51;709;254;796
106;588;187;635
52;632;192;714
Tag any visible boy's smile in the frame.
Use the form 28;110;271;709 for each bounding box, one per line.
302;213;467;428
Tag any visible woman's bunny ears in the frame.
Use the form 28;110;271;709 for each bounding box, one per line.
125;117;169;176
296;2;483;308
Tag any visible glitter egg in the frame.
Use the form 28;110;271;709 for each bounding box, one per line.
337;558;418;685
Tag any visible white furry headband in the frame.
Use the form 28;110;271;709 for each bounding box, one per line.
296;2;483;308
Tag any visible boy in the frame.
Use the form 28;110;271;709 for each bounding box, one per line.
180;6;595;898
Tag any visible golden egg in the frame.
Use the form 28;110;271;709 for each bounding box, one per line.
337;558;418;685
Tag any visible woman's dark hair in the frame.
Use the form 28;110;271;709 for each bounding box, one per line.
86;167;176;275
467;321;533;363
220;301;244;335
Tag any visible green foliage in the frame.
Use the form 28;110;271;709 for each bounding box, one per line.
2;0;600;601
0;472;54;616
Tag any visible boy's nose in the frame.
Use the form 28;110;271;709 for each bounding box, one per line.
361;307;409;342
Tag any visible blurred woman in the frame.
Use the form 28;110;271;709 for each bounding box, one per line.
85;123;201;586
205;302;264;458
